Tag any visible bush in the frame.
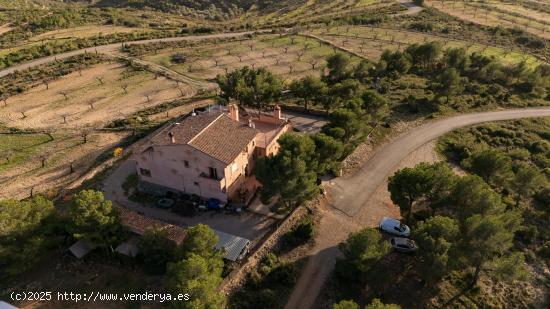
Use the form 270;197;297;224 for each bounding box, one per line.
409;22;433;32
538;241;550;260
170;53;187;64
282;216;314;250
138;228;176;274
529;140;550;154
535;187;550;207
515;226;538;244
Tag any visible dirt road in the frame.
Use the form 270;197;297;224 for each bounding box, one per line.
0;31;258;78
396;0;424;15
285;107;550;309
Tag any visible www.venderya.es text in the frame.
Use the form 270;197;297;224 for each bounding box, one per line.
11;291;190;303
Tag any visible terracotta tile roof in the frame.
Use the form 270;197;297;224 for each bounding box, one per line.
116;206;187;245
148;109;256;165
189;114;256;164
149;111;223;146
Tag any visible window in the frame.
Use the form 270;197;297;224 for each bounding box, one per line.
184;160;189;167
140;168;151;177
209;167;218;179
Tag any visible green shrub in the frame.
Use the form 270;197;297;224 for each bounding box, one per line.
535;187;550;207
282;216;314;250
409;22;433;32
515;226;538;244
538;241;550;260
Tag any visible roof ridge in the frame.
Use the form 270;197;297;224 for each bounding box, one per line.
187;112;225;144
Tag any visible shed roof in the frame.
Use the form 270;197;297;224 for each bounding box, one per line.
69;239;93;259
115;236;140;257
213;230;251;261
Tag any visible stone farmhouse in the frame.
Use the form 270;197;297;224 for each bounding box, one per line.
136;104;291;204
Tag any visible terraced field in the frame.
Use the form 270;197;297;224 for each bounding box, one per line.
248;0;394;25
0;61;197;199
425;0;550;39
305;25;544;66
142;34;363;84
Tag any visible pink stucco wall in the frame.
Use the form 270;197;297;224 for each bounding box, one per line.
264;123;291;156
136;137;257;203
137;144;228;202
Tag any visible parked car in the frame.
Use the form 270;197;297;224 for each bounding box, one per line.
157;198;174;209
390;237;418;253
224;203;242;214
207;198;223;210
379;217;411;237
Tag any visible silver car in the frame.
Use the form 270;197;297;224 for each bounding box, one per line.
379;217;411;237
390;237;418;253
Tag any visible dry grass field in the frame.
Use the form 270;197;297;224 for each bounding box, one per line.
142;34;362;84
425;0;550;39
305;25;543;66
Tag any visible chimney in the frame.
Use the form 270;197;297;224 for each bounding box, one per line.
168;132;175;144
274;104;282;119
248;118;255;128
229;103;239;122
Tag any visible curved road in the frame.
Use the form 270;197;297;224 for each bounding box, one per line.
285;107;550;309
0;31;257;78
396;0;424;15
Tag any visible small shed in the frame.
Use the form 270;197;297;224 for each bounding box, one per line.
115;236;140;257
68;239;93;259
213;230;251;261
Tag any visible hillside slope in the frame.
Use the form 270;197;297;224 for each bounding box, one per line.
93;0;309;18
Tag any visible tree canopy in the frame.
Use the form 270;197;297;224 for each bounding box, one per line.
325;53;351;83
289;76;328;111
413;216;459;284
178;223;219;260
336;228;390;283
166;253;225;309
69;189;121;247
166;224;225;309
0;196;56;282
216;66;283;111
462;149;513;186
255;134;319;207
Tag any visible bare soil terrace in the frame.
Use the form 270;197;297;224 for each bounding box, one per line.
0;62;198;199
143;35;362;84
425;0;550;40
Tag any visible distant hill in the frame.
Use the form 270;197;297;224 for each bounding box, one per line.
92;0;306;18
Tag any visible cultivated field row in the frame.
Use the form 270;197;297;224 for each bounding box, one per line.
306;25;544;66
142;35;363;84
426;0;550;40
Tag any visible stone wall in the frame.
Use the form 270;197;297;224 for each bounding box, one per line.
219;204;309;294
